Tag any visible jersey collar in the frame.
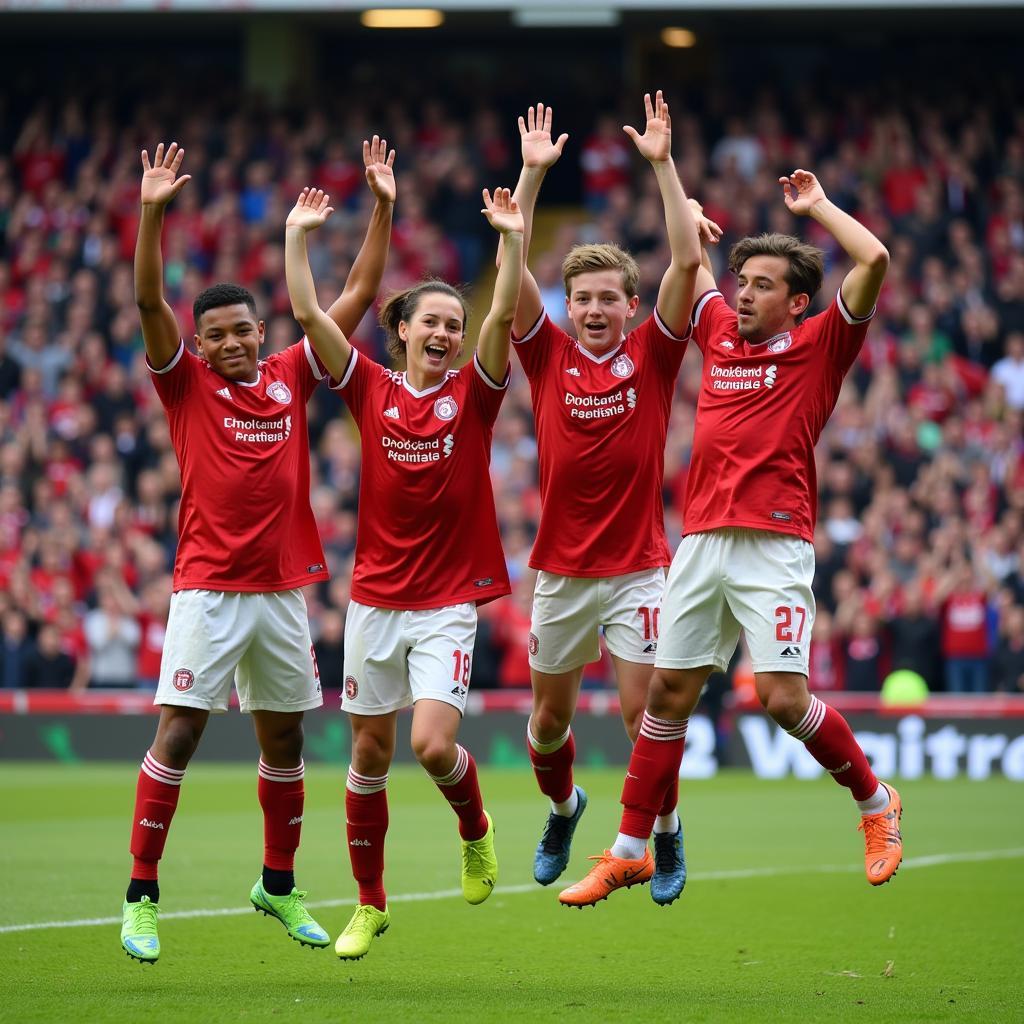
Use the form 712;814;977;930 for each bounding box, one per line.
575;336;625;364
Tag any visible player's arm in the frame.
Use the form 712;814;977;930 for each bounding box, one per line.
324;136;396;338
135;143;191;369
501;104;568;338
780;168;889;318
623;91;701;337
688;197;723;297
477;188;525;382
284;188;352;381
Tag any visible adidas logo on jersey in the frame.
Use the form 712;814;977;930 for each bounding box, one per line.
383;406;400;419
215;387;232;400
139;818;165;829
779;646;801;658
566;367;581;376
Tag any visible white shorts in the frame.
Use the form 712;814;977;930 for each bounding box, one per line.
528;568;666;674
657;529;815;675
342;600;478;716
155;589;323;714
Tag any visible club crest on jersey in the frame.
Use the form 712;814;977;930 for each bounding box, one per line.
434;395;459;421
528;632;539;657
344;675;359;700
767;333;792;354
266;381;292;404
610;353;634;379
172;668;195;692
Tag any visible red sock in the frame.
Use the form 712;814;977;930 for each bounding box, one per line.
430;745;488;840
619;712;688;839
788;696;878;801
658;774;679;818
129;752;184;881
526;726;575;804
258;759;304;872
346;767;389;911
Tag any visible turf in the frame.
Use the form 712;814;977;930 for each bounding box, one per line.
1;764;1021;1023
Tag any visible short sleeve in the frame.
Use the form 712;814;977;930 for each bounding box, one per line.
148;342;198;410
812;291;873;376
467;352;510;425
689;290;736;356
511;312;565;380
330;347;383;424
646;308;691;377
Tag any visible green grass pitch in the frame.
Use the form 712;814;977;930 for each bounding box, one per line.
2;763;1022;1023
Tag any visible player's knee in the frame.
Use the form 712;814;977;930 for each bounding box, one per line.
155;720;201;766
411;735;455;777
530;704;571;743
647;668;705;717
758;678;806;729
351;730;393;776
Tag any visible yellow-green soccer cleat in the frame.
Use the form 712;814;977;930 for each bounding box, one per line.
250;878;330;948
121;896;160;964
335;904;391;960
461;811;498;905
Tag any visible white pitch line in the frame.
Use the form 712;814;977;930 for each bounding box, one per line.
2;847;1023;936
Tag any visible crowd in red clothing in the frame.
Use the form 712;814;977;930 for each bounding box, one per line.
2;70;1024;696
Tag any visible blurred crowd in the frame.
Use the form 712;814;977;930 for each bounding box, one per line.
2;69;1024;698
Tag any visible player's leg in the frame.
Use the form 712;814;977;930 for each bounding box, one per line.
527;573;599;883
731;530;902;885
239;590;329;946
122;588;240;963
407;602;496;904
561;535;736;907
335;711;397;960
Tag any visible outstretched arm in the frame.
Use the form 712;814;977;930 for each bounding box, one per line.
284;188;352;381
477;187;525;382
324;136;396;338
503;103;568;338
623;91;701;338
135;142;191;369
780;169;889;318
687;197;723;298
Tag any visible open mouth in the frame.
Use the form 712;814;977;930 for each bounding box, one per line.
424;343;448;362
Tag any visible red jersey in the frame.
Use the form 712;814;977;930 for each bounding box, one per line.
685;290;872;543
513;311;687;577
335;349;510;610
941;592;989;658
150;339;329;592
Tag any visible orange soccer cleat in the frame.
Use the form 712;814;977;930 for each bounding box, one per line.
557;848;654;908
858;783;903;885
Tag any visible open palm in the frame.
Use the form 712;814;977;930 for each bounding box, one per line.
519;103;568;169
286;188;334;232
481;187;523;235
623;90;672;163
364;135;396;203
140;142;191;206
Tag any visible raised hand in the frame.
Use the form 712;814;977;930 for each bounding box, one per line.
623;90;672;164
519;103;569;170
481;187;524;236
688;197;724;245
779;169;827;216
364;135;396;204
140;142;191;207
286;188;335;233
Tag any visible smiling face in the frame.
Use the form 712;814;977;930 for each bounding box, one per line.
399;290;466;387
194;303;264;382
565;269;640;356
734;255;810;344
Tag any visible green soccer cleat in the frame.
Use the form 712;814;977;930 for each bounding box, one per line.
334;904;390;961
121;896;160;964
250;878;330;948
461;811;498;905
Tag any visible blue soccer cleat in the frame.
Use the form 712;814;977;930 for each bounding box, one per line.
650;822;687;906
533;785;588;886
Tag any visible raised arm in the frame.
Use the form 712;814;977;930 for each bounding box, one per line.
284;188;352;381
477;187;525;383
505;103;568;338
688;197;723;298
135;142;191;369
623;91;701;338
324;136;396;338
780;169;889;318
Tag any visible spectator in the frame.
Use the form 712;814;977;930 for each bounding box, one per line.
22;621;76;688
1;609;31;688
83;573;140;688
991;604;1024;693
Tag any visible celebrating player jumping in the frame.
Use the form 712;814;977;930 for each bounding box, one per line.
119;137;396;963
501;95;705;901
560;169;899;908
284;179;525;960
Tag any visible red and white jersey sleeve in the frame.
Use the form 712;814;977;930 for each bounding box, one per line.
513;310;687;577
149;339;329;592
333;349;511;610
684;289;873;542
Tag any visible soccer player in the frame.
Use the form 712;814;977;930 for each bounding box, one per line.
120;137;397;963
283;182;524;961
502;96;704;899
559;169;900;909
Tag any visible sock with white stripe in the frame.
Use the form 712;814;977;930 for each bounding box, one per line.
428;744;488;841
787;695;879;803
258;758;305;895
611;712;688;857
127;751;185;902
346;766;389;910
526;724;577;814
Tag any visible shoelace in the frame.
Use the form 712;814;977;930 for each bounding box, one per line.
858;811;899;854
653;832;680;873
277;889;314;923
343;905;379;935
540;812;573;855
463;838;491;876
127;900;158;931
